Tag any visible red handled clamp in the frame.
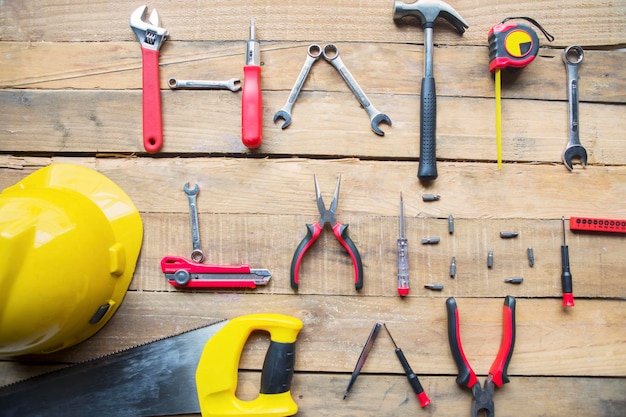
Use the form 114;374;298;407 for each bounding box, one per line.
290;175;363;291
129;6;168;153
446;296;516;417
161;256;271;289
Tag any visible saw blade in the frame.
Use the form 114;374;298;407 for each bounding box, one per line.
0;320;228;417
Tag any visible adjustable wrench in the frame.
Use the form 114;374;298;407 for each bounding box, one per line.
129;6;169;154
274;44;322;129
184;182;204;263
322;44;392;136
562;45;588;170
168;77;241;92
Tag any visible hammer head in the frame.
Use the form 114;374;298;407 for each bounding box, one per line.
393;0;469;34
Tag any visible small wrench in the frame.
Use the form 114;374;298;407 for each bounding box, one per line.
168;77;241;92
322;44;392;136
562;45;588;170
183;182;204;263
273;44;322;129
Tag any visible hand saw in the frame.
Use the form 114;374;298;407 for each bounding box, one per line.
0;314;303;417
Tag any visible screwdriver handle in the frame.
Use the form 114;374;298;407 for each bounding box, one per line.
561;245;575;306
397;237;409;296
242;64;263;148
393;348;430;407
417;76;437;181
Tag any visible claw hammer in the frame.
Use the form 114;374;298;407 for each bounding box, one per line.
393;0;468;182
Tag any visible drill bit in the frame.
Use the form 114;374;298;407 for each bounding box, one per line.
397;193;409;296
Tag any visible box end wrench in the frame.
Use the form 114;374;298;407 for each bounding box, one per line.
184;182;204;263
322;44;392;136
562;45;588;171
274;44;322;129
168;78;241;92
130;6;169;154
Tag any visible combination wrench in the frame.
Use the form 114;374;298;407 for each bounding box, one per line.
322;44;392;136
183;182;204;263
274;44;322;129
562;45;588;170
168;77;241;92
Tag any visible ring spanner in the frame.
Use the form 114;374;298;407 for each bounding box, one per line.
184;182;204;263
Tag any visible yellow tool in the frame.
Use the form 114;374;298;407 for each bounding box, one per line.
197;314;303;417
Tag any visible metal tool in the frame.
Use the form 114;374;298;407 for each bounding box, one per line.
242;18;263;148
161;256;271;288
499;231;518;238
383;324;430;407
504;277;523;284
561;216;575;306
322;44;392;136
129;6;169;154
446;296;516;417
274;44;322;129
562;45;588;170
527;247;535;267
424;284;443;290
421;237;440;244
397;193;410;296
450;256;456;278
184;182;204;263
0;314;303;417
487;248;494;268
448;214;454;234
290;175;364;291
422;193;440;201
393;0;468;181
344;323;381;399
168;77;241;91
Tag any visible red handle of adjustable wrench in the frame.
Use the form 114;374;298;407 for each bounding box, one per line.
242;65;262;149
141;48;163;153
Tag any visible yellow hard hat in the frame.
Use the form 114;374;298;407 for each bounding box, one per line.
0;164;143;355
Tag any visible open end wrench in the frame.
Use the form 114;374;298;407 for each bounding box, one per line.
183;182;204;263
322;44;392;136
562;45;588;171
168;77;241;92
129;6;169;154
273;44;322;129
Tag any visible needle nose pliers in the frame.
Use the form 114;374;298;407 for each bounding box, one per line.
290;175;363;291
446;296;516;417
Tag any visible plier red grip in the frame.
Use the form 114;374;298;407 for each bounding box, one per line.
446;296;516;417
290;175;363;291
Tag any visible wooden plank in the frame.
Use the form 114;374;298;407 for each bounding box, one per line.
1;42;624;104
0;1;624;47
0;91;624;163
1;293;624;378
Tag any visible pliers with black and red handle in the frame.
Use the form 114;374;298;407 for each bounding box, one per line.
290;175;363;291
446;296;516;417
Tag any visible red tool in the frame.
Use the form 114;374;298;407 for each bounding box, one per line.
242;18;262;149
570;216;626;234
290;175;363;291
560;217;574;307
161;256;271;289
446;296;516;417
129;6;169;154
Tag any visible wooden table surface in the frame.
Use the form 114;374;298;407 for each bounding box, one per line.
1;1;625;416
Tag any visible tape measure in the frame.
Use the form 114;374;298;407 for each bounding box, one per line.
487;17;553;169
488;22;540;72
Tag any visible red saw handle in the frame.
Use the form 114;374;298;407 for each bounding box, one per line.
242;65;262;148
141;47;163;153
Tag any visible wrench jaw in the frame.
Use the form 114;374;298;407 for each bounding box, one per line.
129;6;169;51
273;110;292;130
371;113;392;136
563;147;588;171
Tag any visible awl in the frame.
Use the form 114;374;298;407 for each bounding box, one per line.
242;18;263;148
161;256;271;288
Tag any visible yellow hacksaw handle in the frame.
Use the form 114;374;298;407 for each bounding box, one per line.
196;314;303;417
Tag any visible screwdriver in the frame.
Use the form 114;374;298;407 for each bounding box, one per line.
561;216;575;307
397;193;409;296
383;324;430;407
242;18;262;149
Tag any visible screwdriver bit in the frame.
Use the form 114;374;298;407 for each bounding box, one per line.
448;214;454;234
500;231;519;238
504;277;524;284
424;284;444;291
450;257;456;278
527;247;535;267
421;237;440;244
487;249;494;268
422;194;440;201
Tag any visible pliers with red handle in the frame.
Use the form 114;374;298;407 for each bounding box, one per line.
446;296;516;417
290;175;363;291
